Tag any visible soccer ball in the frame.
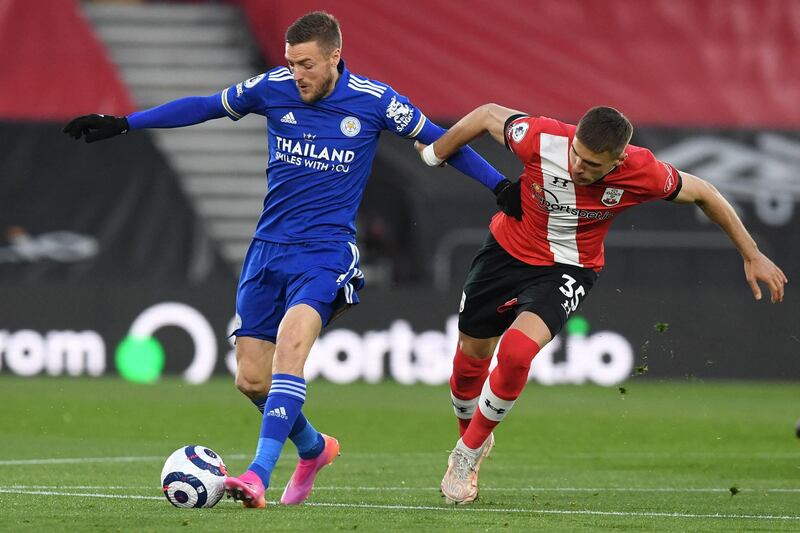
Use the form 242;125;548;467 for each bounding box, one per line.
160;445;228;508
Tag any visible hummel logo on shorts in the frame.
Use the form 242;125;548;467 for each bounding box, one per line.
267;406;289;419
281;112;297;124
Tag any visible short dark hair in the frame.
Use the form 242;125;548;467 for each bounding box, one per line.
285;11;342;55
576;106;633;156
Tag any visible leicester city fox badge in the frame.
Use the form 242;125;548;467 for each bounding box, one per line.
601;187;624;206
340;116;361;137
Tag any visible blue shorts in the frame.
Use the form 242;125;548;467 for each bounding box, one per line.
233;239;365;343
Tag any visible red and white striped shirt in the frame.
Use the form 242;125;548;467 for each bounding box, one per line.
491;116;681;271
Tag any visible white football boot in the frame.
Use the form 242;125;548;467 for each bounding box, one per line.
440;435;494;505
475;432;494;473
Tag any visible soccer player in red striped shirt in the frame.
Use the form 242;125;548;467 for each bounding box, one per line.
417;104;787;504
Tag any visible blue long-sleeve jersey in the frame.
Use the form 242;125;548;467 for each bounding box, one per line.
128;60;504;244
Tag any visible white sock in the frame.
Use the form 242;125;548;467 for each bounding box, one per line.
455;437;481;460
450;391;479;420
477;378;516;423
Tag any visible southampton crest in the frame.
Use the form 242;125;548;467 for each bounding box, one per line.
601;187;624;206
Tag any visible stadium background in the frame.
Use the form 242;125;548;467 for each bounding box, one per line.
0;0;798;386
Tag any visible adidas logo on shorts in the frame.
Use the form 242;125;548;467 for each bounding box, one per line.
280;112;297;124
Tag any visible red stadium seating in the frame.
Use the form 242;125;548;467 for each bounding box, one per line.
0;0;134;120
232;0;800;127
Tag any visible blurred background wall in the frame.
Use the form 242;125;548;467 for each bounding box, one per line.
0;0;797;384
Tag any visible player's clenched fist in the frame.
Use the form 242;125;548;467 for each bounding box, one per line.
493;179;523;221
63;114;129;143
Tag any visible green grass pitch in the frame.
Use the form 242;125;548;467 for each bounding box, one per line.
1;376;798;531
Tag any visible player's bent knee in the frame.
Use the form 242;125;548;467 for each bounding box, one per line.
234;374;269;399
497;350;533;375
496;331;538;374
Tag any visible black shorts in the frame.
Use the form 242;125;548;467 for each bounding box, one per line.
458;233;598;339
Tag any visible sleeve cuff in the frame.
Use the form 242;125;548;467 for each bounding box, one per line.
221;88;243;120
663;172;683;201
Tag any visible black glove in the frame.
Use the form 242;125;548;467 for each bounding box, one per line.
494;178;522;221
63;114;129;143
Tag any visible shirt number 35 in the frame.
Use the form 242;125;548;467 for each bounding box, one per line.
558;274;586;317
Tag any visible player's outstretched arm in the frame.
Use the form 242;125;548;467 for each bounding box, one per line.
413;104;526;220
672;171;788;303
420;103;524;163
63;94;227;143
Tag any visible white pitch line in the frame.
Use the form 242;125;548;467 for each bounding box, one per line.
4;485;800;494
483;487;800;493
6;485;153;490
302;501;800;521
0;454;252;466
569;451;800;460
0;456;162;465
0;489;797;521
0;489;162;500
3;451;798;466
313;486;800;494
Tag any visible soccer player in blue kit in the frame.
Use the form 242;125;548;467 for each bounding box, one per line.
64;12;519;508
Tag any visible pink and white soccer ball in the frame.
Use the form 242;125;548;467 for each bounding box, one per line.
160;445;228;508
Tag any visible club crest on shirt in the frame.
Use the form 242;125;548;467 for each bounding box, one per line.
510;122;529;143
340;116;361;137
601;187;624;206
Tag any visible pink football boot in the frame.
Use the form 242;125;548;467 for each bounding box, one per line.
280;434;340;505
224;470;266;509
